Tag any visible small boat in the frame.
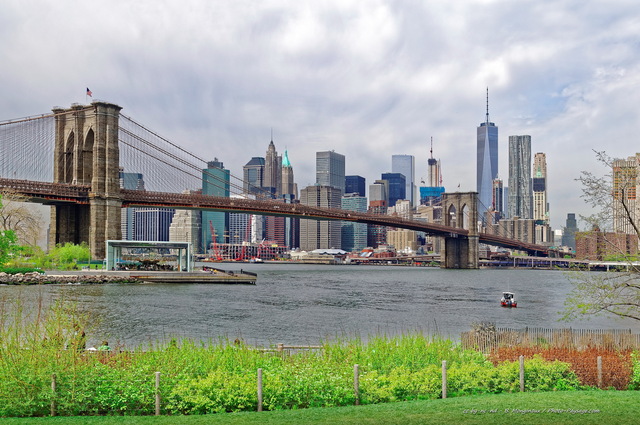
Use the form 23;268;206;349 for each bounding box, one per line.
501;291;517;308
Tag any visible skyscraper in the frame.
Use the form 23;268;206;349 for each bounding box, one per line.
202;158;230;252
533;152;549;223
381;172;406;208
280;150;296;198
507;135;532;219
477;88;499;223
392;155;415;206
427;138;441;188
368;181;388;247
420;137;445;206
243;157;265;196
341;193;368;252
562;213;578;249
345;175;366;196
492;178;504;222
316;151;345;194
299;185;342;251
264;138;281;198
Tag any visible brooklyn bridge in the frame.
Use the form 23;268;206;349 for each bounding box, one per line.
0;101;553;268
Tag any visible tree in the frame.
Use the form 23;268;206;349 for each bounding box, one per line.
563;151;640;322
0;191;45;247
0;195;19;266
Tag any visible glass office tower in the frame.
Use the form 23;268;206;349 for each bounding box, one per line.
477;89;498;225
392;155;415;207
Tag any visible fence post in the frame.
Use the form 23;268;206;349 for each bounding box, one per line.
50;373;57;417
519;355;525;392
155;371;161;416
354;364;360;405
257;368;263;412
597;356;603;389
441;360;447;399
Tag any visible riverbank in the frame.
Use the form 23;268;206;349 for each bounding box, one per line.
0;269;257;285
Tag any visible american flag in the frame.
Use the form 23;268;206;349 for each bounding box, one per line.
86;87;92;97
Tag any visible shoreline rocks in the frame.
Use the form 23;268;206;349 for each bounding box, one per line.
0;272;139;285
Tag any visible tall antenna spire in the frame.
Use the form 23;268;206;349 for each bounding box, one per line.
430;137;433;159
486;87;490;123
270;127;273;142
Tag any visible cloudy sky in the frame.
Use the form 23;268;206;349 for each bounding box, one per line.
2;0;639;229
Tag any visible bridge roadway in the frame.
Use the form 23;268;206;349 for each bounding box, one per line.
0;178;551;256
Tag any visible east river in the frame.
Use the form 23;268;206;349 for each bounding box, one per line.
2;264;640;348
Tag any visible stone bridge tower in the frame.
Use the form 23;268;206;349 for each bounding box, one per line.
50;102;122;259
441;192;479;269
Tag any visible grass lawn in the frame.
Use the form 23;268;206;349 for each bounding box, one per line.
2;391;637;425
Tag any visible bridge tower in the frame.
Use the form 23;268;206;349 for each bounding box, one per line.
50;102;122;259
441;192;479;269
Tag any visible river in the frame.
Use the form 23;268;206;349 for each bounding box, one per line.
2;264;639;348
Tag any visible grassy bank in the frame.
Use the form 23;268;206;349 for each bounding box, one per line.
1;391;638;425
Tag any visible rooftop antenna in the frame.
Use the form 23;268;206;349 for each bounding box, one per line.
271;127;273;142
486;87;490;124
430;136;434;159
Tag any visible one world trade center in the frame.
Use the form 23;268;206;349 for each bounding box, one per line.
476;88;498;226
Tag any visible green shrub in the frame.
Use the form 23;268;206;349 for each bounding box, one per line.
628;351;640;390
0;266;44;274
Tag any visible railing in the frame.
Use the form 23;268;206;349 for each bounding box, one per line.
461;327;640;352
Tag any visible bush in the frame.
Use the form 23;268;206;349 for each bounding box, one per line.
0;267;44;274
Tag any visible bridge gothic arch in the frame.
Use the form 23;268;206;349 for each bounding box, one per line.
64;131;75;184
440;192;479;269
82;128;94;185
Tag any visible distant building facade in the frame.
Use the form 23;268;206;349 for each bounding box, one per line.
299;185;342;251
341;193;368;252
119;170;145;240
576;231;639;260
612;154;640;234
533;152;549;224
134;208;175;241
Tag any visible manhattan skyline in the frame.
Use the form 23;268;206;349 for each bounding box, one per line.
1;1;639;229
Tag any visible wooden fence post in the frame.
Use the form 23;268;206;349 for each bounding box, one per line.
597;356;603;389
155;371;161;416
441;360;447;399
354;364;360;405
257;368;263;412
519;355;525;392
50;373;57;417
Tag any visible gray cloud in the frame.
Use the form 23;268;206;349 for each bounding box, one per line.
2;0;640;229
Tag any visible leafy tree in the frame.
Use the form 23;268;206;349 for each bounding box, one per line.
49;242;91;267
564;151;640;322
